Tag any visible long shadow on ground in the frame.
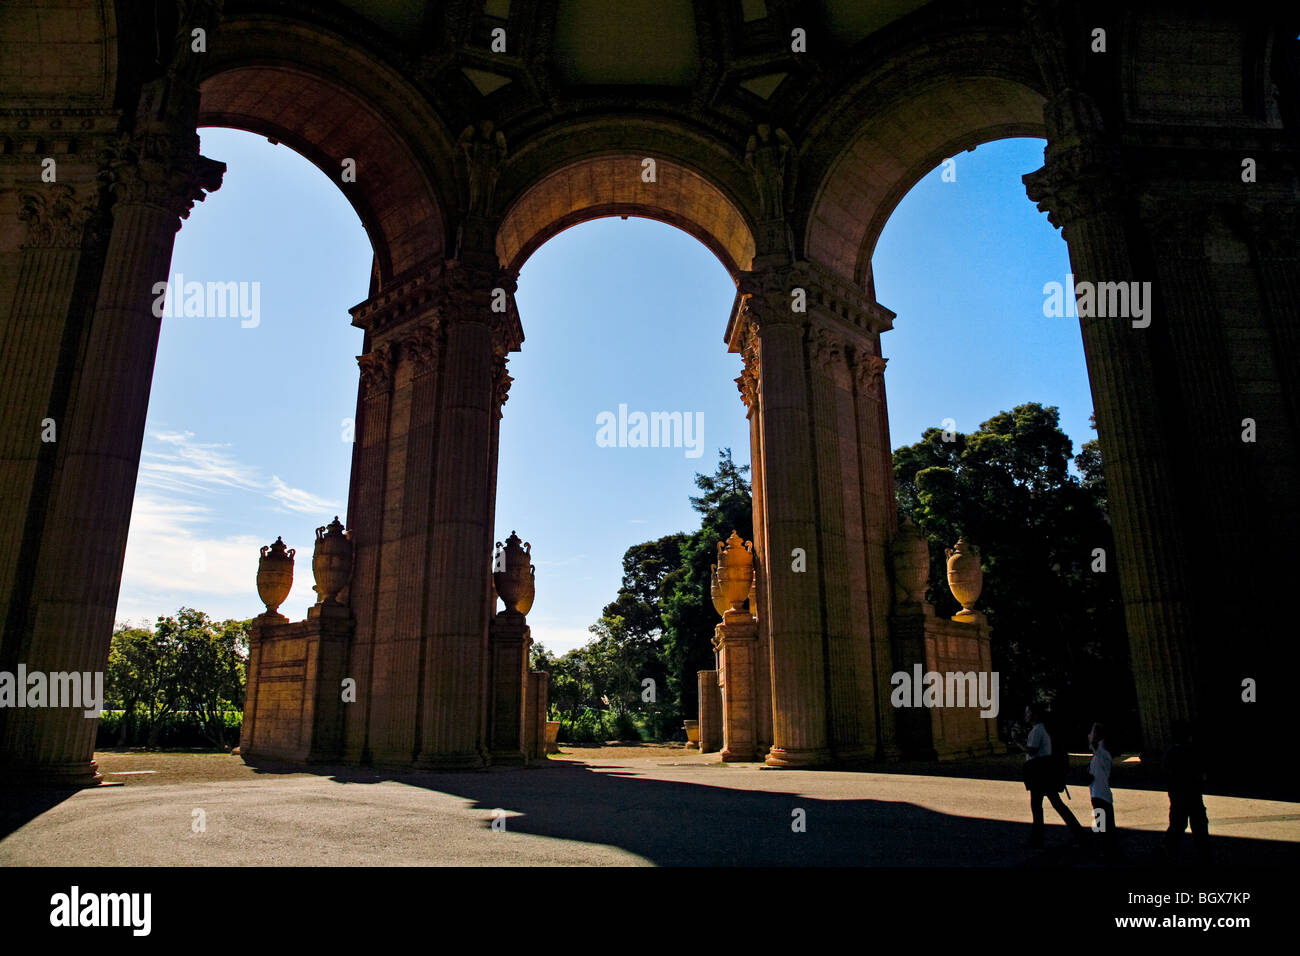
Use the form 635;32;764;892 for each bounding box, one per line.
239;756;1299;867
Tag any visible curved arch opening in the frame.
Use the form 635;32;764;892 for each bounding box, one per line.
807;76;1047;286
496;216;748;675
873;137;1137;746
497;154;758;277
115;128;371;626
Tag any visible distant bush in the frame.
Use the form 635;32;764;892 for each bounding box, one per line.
96;709;241;749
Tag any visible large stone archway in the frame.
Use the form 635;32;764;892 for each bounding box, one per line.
2;0;1296;784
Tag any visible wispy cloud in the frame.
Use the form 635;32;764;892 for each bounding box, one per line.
117;430;338;625
138;430;339;513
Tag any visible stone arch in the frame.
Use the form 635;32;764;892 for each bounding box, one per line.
805;76;1047;288
198;14;457;286
495;126;760;277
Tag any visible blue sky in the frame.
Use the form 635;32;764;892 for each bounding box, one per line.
116;129;1088;654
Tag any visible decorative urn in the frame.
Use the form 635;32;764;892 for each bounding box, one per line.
716;531;755;616
710;563;728;618
891;518;931;605
945;537;984;622
257;536;295;617
312;516;352;606
493;530;536;617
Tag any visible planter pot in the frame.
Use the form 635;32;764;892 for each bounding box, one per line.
256;537;295;617
544;721;560;754
312;516;352;606
945;537;983;622
684;719;700;749
493;530;535;616
715;531;754;614
891;518;930;605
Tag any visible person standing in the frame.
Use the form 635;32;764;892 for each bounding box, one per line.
1163;719;1211;863
1014;704;1085;848
1088;722;1121;860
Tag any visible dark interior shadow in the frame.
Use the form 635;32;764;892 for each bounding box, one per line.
239;757;1299;867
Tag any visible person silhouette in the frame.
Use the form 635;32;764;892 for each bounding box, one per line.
1163;719;1211;863
1014;704;1085;848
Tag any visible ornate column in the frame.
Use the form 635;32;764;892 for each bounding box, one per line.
735;341;773;751
1023;97;1200;754
0;183;102;676
342;339;395;762
850;342;899;757
0;93;223;785
414;259;522;769
732;269;830;766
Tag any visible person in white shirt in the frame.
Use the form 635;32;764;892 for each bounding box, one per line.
1013;704;1085;848
1088;721;1121;859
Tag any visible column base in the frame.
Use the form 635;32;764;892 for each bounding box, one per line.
0;758;104;789
488;750;527;767
830;745;874;763
764;746;833;768
412;751;488;771
721;745;761;762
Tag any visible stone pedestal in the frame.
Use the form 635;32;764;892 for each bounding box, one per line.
716;613;762;761
242;606;353;763
889;603;997;760
697;669;723;753
526;670;548;762
486;611;530;765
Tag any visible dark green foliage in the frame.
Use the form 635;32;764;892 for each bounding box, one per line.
893;404;1136;750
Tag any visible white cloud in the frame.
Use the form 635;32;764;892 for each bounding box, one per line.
116;430;338;625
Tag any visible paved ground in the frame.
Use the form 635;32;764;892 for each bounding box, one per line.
1;747;1296;866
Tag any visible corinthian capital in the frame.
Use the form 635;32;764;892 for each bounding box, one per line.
492;355;513;419
357;343;396;396
852;351;888;398
17;184;101;249
1023;140;1125;234
402;321;442;376
98;131;224;227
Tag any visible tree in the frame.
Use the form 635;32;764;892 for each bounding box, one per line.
892;403;1134;749
105;608;249;749
661;449;752;721
166;609;249;749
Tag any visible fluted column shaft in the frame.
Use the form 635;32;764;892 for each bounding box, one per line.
744;303;831;767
